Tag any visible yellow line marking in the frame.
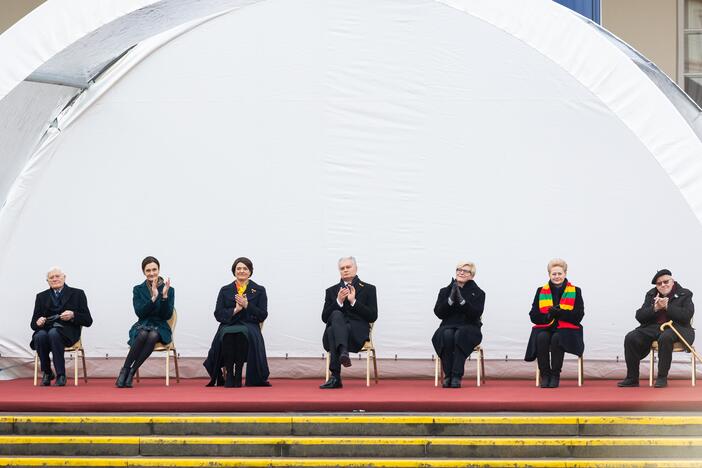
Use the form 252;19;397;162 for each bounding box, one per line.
7;415;702;425
0;458;701;467
0;435;700;446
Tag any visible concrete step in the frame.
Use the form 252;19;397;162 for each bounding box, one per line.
5;414;702;436
0;435;701;458
0;457;701;467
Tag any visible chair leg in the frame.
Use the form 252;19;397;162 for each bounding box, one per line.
172;349;180;383
136;368;140;383
80;349;88;383
372;349;378;384
73;350;78;386
649;349;654;387
33;353;38;387
325;353;330;382
535;362;540;387
480;348;486;383
434;357;439;387
693;353;697;387
578;355;583;387
366;351;370;387
476;350;481;388
165;350;170;387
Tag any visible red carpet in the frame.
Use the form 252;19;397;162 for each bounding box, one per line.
0;378;700;412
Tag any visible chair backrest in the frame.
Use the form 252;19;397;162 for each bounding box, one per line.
168;308;177;334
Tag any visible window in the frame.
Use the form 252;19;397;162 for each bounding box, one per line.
683;0;702;107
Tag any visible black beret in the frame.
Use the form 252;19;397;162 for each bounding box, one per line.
651;269;672;285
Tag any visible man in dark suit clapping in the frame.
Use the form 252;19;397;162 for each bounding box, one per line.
30;267;93;386
320;256;378;389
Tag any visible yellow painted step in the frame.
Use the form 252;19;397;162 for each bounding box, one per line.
0;457;701;467
5;415;702;426
0;435;701;447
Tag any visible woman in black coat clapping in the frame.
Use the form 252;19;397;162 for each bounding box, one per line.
432;261;486;388
203;257;271;387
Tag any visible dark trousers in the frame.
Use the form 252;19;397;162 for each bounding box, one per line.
34;329;66;375
624;324;695;379
222;333;248;371
123;329;160;370
325;310;351;377
535;330;565;376
439;328;472;378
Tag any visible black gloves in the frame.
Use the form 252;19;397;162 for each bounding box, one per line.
547;306;562;322
449;282;459;304
455;286;465;304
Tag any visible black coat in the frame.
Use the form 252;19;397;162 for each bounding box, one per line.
431;279;485;355
635;282;694;337
203;280;270;386
525;281;584;361
30;285;93;349
322;276;377;353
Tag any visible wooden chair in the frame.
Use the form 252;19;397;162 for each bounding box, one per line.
136;309;180;386
535;355;583;387
649;340;697;387
325;323;378;387
33;338;87;386
434;345;485;387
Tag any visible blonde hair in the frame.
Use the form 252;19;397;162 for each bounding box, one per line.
456;261;476;276
547;258;568;274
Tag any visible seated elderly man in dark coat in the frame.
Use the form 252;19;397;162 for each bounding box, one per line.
618;269;695;388
320;256;378;389
30;267;93;386
432;261;485;388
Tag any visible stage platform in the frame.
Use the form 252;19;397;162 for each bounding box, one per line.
0;378;700;413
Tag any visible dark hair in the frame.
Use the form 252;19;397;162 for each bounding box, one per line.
232;257;253;276
141;256;160;272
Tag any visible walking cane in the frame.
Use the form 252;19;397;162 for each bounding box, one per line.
660;320;702;363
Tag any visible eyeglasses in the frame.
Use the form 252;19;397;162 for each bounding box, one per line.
456;268;472;275
656;279;672;286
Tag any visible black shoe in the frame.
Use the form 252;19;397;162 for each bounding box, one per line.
442;376;451;388
319;376;343;389
539;372;551;388
548;374;560;388
340;353;352;368
54;374;66;387
124;367;137;388
116;368;129;388
41;371;54;386
224;370;235;388
617;377;639;387
206;371;225;387
233;365;243;388
449;376;461;388
654;376;668;388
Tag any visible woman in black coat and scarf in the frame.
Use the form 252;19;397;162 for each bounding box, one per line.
432;261;486;388
203;257;271;387
524;258;584;389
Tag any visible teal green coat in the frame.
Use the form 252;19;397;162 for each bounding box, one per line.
128;281;174;346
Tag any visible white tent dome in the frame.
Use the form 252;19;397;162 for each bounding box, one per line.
1;0;702;378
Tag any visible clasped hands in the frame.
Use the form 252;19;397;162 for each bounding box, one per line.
547;306;562;321
449;281;464;304
234;293;249;314
36;310;74;327
151;277;171;301
654;295;668;311
337;285;357;305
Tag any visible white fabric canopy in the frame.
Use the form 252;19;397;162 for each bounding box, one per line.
2;0;702;378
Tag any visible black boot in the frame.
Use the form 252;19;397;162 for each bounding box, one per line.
654;376;668;388
224;366;235;388
442;376;451;388
115;368;129;388
617;376;640;387
539;371;551;388
234;364;243;388
549;373;560;388
124;367;137;388
449;376;461;388
41;371;54;387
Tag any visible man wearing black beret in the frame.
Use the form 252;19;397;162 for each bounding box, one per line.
618;269;695;388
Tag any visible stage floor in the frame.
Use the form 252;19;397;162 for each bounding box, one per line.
0;378;700;412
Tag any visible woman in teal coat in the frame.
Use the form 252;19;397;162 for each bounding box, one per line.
116;256;174;388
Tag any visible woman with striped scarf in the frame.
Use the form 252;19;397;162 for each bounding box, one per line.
524;258;584;388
